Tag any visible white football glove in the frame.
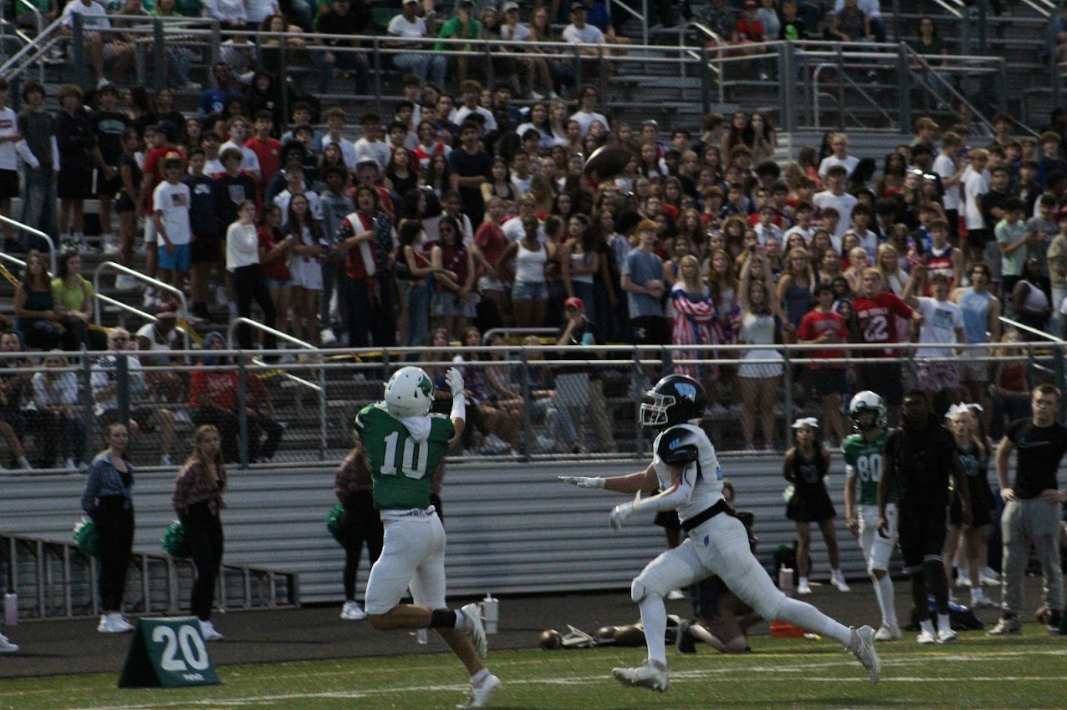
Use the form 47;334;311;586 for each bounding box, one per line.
558;476;605;489
445;367;464;397
609;501;635;531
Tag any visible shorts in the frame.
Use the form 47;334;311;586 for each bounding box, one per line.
738;348;784;379
158;242;191;273
810;368;847;396
897;504;948;574
786;483;836;523
190;234;223;265
949;475;996;528
511;280;547;301
290;260;323;290
144;218;157;245
363;507;446;615
265;277;291;289
630;315;669;345
917;360;960;392
431;290;478;318
858;362;904;406
960;358;989;383
96;171;122;199
0;169;18;200
858;503;897;574
115;191;137;214
57;168;94;199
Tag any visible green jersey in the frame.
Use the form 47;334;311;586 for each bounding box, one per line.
842;429;895;506
355;403;455;511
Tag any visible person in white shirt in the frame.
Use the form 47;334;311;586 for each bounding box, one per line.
562;2;605;52
321;106;358;169
902;269;965;404
387;0;446;87
219;115;262;182
0;79;38;249
570;84;609;136
932;132;965;243
204;0;249;30
452;80;498;137
961;148;991;271
353;112;391;168
813;165;857;241
60;0;133;88
153;153;192;291
502;194;547;242
500;2;553;100
817;132;859;179
832;0;886;41
227;200;279;351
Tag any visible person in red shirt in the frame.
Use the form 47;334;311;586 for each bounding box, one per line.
796;282;851;445
852;268;921;424
473;196;509;327
246;110;282;191
732;0;769;80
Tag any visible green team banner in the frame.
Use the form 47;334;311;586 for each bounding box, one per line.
118;617;221;688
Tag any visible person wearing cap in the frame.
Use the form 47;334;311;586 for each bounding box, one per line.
434;0;481;85
313;0;371;95
555;296;616;453
387;0;447;87
562;2;605;54
153;151;193;292
139;121;186;305
499;2;554;100
732;1;771;81
59;0;133;89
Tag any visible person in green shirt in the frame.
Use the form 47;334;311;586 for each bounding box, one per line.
50;251;94;350
842;391;901;642
435;0;481;84
356;365;500;709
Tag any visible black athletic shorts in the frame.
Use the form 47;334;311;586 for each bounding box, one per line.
897;504;948;573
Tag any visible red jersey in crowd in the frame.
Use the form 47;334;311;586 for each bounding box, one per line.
796;309;849;369
852;291;914;357
245;136;282;186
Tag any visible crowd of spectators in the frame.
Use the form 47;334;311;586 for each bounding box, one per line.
1;0;1067;466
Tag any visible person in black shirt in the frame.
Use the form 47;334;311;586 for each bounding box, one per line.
447;121;491;227
185;148;222;320
55;84;96;250
313;0;370;95
91;83;129;251
879;390;970;644
989;383;1067;635
555;297;616;454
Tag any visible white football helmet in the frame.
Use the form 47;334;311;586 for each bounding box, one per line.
849;390;886;431
383;366;435;418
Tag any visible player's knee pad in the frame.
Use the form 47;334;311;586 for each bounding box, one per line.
631;579;648;604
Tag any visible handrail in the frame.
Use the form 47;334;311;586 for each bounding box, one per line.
93;261;188;324
0;214;55;273
226;317;322;393
999;315;1066;344
1020;0;1054;18
15;0;43;36
91;292;192;355
929;0;964;18
900;45;1000;137
812;60;896;131
0;14;62;79
605;0;649;46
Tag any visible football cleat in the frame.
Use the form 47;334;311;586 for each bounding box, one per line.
460;603;488;659
199;619;224;641
612;661;670;692
916;629;936;644
987;616;1022;636
456;672;500;708
874;623;902;641
341;601;367;620
937;628;958;644
848;625;881;682
97;614;133;634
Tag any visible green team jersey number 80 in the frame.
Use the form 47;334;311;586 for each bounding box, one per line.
853;453;883;483
380;431;429;478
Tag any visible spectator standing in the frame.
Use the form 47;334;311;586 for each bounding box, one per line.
337;185;399;347
962;148;991;275
448;121;492;227
17;81;57;241
951;262;1002;432
226;200;278;351
737;249;783;450
285;193;328;346
622;219;668;346
335;435;384;621
153;152;193;292
853;268;916;423
172;425;228;642
0;79;36;252
996;197;1030;301
184;147;222;320
81;422;136;634
496;214;553;328
246;111;282;191
988;383;1067;635
670;254;715;382
89;83;127;254
54;84;95;251
814;165;857;243
796;282;850;444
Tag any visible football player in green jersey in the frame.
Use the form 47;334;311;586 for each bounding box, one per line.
842;391;901;641
357;365;500;708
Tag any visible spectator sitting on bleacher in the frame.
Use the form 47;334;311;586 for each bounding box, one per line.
0;332;36;471
189;333;284;463
204;0;250;32
831;0;884;43
32;350;86;470
93;327;178;466
154;0;200;91
518;334;580;453
562;2;605;56
135;303;187;404
313;0;371;96
14;251;64;352
827;0;871;46
387;0;447;88
200;63;245;117
61;0;133;89
434;0;481;85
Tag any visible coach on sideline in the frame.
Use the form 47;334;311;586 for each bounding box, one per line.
989;383;1067;636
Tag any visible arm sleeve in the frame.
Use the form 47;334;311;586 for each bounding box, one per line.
631;462;697;514
81;465;101;513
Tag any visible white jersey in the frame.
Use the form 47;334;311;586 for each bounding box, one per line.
651;423;723;524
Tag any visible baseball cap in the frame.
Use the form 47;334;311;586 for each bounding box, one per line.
402;0;418;5
570;2;586;11
564;297;584;309
503;1;519;11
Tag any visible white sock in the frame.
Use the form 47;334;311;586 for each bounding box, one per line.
776;596;851;646
920;618;935;635
876;575;897;626
798;576;809;587
471;668;489;684
638;595;668;667
937;613;951;632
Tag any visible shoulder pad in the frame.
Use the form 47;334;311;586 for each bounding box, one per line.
656;425;700;465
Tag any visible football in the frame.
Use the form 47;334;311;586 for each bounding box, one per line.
583;145;633;180
538;628;563;650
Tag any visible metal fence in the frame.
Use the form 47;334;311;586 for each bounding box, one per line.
0;340;1057;472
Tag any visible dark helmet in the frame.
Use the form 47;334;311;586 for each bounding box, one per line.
640;374;708;427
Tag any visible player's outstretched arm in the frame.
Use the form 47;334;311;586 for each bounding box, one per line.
445;366;466;449
559;463;657;494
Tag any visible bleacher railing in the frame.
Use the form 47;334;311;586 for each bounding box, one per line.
0;341;1055;473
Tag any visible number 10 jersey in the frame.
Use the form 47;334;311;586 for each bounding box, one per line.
355;403;455;510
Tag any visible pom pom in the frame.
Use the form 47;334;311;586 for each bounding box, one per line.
161;520;190;558
326;503;345;545
73;518;99;557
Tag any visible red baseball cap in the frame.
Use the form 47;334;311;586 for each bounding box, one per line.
564;297;584;309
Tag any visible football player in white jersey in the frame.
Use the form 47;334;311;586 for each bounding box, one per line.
561;374;881;692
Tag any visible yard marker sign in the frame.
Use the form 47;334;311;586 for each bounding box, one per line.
118;617;221;688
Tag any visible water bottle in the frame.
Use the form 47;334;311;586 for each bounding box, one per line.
480;593;499;635
4;593;17;627
778;567;794;597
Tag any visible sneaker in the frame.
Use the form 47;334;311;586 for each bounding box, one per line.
456;672;500;708
341;601;367;620
666;589;686;600
98;613;132;633
796;581;812;595
115;275;138;290
916;629;936;644
0;634;18;653
675;619;696;654
612;661;669;692
981;567;1001;586
937;627;958;644
831;572;851;592
160;454;173;466
874;623;901;641
199;619;224;641
848;625;881;682
64;458;76;470
320;328;337;346
972;594;999;610
956;572;972;588
16;456;31;470
459;603;488;659
986;616;1021;636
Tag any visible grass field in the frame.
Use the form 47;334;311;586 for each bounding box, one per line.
2;624;1066;710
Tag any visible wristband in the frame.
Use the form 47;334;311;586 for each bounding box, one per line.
450;392;466;422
